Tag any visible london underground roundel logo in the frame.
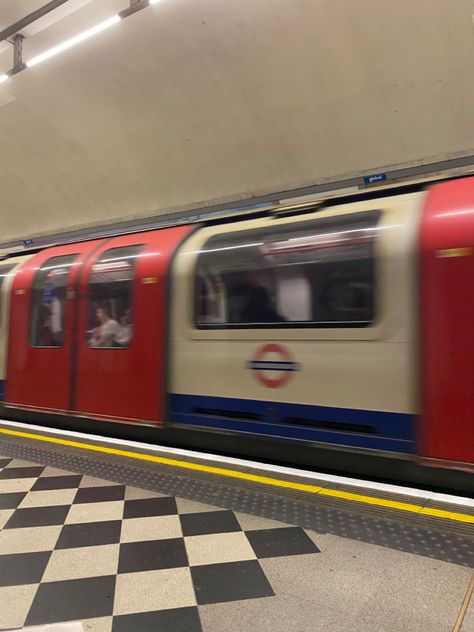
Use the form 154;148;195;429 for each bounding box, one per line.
247;343;301;388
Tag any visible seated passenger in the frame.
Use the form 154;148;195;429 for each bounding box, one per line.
115;308;133;346
90;305;120;347
240;286;285;324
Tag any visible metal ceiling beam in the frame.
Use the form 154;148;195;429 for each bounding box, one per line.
0;0;70;43
119;0;150;20
13;34;24;67
1;0;152;77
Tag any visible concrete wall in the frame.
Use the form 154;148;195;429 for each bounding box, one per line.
0;0;473;244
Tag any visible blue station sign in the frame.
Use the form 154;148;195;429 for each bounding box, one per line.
363;172;387;185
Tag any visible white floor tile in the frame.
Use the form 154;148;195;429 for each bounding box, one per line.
185;532;256;566
120;514;182;543
0;583;39;629
19;488;77;508
0;525;62;554
114;568;196;615
42;544;120;582
65;501;124;524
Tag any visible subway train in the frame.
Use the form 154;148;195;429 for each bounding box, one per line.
0;176;473;487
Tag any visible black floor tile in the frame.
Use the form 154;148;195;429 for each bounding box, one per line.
246;527;320;559
112;606;202;632
4;505;70;529
123;496;177;519
0;466;44;479
74;485;125;504
180;511;241;537
191;560;274;605
0;551;51;586
0;491;26;510
32;475;82;491
56;520;122;549
26;575;116;625
118;538;188;573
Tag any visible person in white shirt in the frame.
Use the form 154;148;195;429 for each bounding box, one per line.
49;295;63;345
90;305;120;347
115;308;133;346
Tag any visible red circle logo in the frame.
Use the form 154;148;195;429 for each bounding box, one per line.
247;343;301;388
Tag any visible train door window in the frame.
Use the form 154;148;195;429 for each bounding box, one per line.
0;264;15;327
194;210;380;328
30;255;78;347
87;245;143;348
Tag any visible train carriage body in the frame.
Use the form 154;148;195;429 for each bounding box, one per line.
169;193;421;456
0;176;473;474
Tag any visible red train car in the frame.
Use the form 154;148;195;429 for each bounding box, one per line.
5;226;192;423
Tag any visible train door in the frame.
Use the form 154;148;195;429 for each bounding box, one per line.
74;226;192;424
420;177;474;466
5;242;103;411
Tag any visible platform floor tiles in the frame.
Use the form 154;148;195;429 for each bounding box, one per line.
0;455;472;631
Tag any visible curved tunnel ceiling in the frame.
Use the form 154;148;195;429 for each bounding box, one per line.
0;0;473;246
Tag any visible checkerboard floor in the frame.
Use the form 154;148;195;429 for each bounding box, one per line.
0;456;319;631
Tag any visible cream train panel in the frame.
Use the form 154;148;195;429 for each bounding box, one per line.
168;193;423;454
0;255;33;387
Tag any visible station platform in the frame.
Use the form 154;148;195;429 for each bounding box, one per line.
0;420;472;632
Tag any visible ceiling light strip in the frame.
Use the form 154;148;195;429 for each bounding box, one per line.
0;74;8;84
26;14;121;68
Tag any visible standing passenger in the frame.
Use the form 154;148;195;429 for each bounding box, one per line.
90;305;120;347
240;286;285;323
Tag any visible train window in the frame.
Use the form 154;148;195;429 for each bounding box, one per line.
30;255;78;347
195;210;380;328
87;244;143;348
0;264;15;327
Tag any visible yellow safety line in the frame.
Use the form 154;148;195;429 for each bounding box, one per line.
0;426;473;525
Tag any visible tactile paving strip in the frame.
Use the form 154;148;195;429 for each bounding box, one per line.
0;435;473;569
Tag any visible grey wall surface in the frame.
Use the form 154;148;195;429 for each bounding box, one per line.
0;0;473;243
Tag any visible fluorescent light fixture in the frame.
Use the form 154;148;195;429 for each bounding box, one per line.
149;0;161;4
0;74;8;85
26;15;121;68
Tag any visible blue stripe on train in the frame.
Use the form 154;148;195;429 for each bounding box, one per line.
0;379;4;401
170;393;415;454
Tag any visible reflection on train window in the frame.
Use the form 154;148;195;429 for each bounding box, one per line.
87;245;143;348
0;264;15;328
195;211;380;328
30;255;78;347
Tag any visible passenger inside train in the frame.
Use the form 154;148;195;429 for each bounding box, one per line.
115;308;133;346
30;264;70;347
240;285;285;323
89;305;133;348
89;304;121;348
